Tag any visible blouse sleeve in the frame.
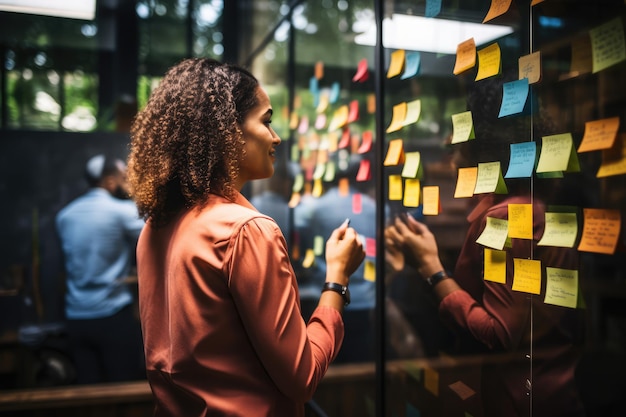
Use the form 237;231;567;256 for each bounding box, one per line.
225;216;343;402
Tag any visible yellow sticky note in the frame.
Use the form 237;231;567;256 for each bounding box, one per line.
387;50;406;78
538;212;578;248
544;267;579;309
302;248;315;268
403;99;421;127
597;134;626;177
422;186;440;215
401;152;422;179
312;178;323;197
328;105;349;132
519;51;541;84
383;139;405;166
292;173;304;193
536;133;580;173
323;160;336;182
316;91;329;113
512;258;541;295
389;175;403;201
289;112;299;130
475;42;501;81
578;208;621;255
403;178;421;208
453;38;476;75
454;167;478;198
484;248;506;284
424;367;439;396
474;161;508;194
313;235;324;256
578;116;620;152
313;162;326;180
386;102;408;133
476;217;509;250
364;259;376;282
451;111;475;144
508;204;533;239
483;0;513;23
590;17;626;74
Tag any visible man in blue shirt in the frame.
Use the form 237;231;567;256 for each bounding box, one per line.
56;154;145;384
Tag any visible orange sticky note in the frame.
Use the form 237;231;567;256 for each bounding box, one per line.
403;178;421;208
387;102;408;133
454;167;478;198
453;38;476;75
508;203;533;239
483;0;513;23
302;248;315;268
358;131;373;154
422;186;440;215
424;367;439;396
353;58;369;82
484;248;507;283
356;159;371;182
289;112;299;130
315;61;324;79
597;134;626;177
389;175;403;201
367;93;376;114
519;51;541;84
338;177;350;196
578;116;620;152
512;258;542;295
387;50;406;78
288;192;301;208
475;42;501;81
578;208;621;255
383;139;405;166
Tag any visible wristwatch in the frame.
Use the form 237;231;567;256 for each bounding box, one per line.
426;270;450;288
322;282;351;306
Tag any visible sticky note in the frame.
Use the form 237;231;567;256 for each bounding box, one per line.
536;133;580;173
508;204;533;239
512;258;541;295
387;50;406;78
313;235;324;256
476;217;509;250
454;167;478;198
384;139;405;166
314;61;324;79
323;160;336;182
404;178;421;207
289;112;299;130
338;128;351;149
338;177;350;197
544;267;579;308
578;208;621;255
484;248;507;283
356;159;371;182
475;42;501;81
403;99;422;127
402;152;423;179
505;142;537;178
538;212;578;248
328;105;349;131
387;102;408;133
288;192;301;208
316;91;329;113
309;76;319;95
353;58;369;82
499;78;529;117
451;111;475;144
358;131;373;154
401;51;421;80
312;178;323;197
424;367;439;396
347;100;360;123
329;82;341;104
314;113;326;130
483;0;513;23
577;116;620;152
364;260;376;282
425;0;442;18
453;38;476;75
448;380;476;400
302;249;315;268
365;237;377;257
474;161;508;194
590;17;626;73
389;175;403;201
597;134;626;177
519;51;541;84
422;186;440;215
292;173;304;192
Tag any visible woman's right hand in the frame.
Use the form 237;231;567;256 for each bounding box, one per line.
324;220;365;286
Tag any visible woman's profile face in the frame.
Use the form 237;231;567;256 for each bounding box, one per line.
236;86;281;189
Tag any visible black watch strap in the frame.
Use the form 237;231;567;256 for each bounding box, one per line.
322;282;351;306
426;270;450;288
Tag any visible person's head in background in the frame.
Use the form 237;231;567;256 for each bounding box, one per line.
128;58;280;227
85;154;130;200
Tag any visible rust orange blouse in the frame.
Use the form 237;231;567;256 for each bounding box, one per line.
137;192;343;417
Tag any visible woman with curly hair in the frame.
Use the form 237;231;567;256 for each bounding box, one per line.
128;58;365;417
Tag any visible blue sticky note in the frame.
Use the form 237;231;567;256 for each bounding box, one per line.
498;78;529;118
505;141;536;178
329;81;341;104
425;0;442;18
401;52;421;79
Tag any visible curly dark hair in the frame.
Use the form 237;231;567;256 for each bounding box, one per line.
128;58;259;226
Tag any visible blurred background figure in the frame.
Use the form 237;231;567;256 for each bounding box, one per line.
55;154;145;384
